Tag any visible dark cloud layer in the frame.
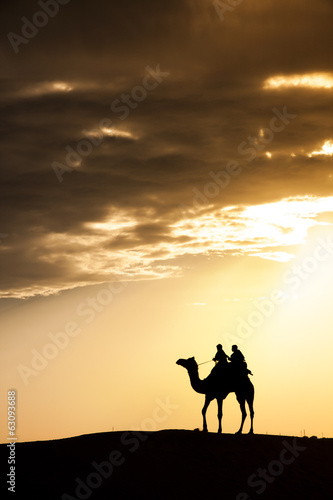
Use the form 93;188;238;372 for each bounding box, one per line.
1;0;333;297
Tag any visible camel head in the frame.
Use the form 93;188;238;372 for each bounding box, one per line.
176;357;198;371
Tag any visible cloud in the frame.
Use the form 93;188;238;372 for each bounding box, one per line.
1;0;333;297
1;192;332;297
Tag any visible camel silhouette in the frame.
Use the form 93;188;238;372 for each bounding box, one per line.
176;357;254;434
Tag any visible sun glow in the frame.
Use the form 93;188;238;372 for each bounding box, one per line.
173;196;333;261
263;73;333;89
308;140;333;157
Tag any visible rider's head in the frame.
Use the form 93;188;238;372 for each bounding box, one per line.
217;344;222;350
232;345;238;352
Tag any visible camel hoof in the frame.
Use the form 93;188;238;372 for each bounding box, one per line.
235;430;242;435
202;428;208;433
248;430;254;435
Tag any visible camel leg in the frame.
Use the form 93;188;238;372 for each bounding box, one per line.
247;393;255;434
217;397;223;434
202;395;211;432
236;395;247;434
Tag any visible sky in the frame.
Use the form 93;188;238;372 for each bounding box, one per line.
1;0;333;442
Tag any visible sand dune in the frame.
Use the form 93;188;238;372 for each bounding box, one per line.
1;430;332;499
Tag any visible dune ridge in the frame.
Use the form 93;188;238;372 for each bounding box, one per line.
1;430;332;499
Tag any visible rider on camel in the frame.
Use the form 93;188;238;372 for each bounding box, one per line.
230;345;253;375
213;344;229;367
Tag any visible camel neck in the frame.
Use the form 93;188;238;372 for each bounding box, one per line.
187;367;207;395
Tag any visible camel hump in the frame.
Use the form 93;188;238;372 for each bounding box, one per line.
209;360;230;379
